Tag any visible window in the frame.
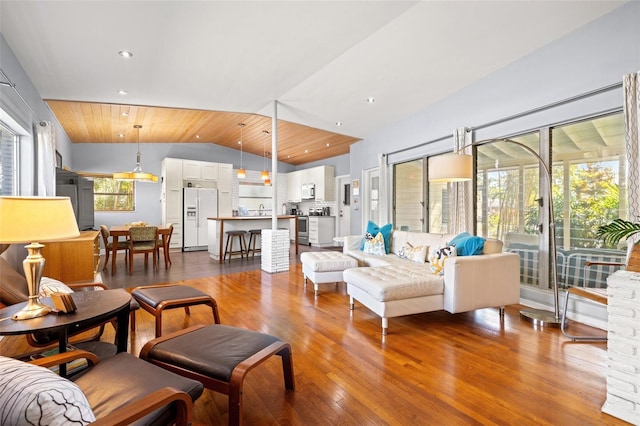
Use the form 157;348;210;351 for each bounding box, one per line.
0;121;18;195
93;177;135;211
393;159;424;231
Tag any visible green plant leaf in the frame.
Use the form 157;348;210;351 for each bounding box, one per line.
596;218;640;246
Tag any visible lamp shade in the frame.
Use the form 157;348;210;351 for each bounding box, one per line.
0;196;80;243
428;154;473;182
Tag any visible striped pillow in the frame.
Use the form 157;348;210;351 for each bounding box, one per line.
0;355;95;425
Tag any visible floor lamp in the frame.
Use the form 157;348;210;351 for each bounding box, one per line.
0;196;80;320
429;138;561;327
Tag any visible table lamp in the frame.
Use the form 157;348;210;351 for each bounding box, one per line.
0;196;80;320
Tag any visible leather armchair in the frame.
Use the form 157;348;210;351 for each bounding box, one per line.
28;349;203;425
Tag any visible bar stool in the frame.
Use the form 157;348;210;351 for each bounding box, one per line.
224;230;248;261
247;229;262;258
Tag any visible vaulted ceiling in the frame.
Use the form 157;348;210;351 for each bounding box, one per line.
0;1;626;165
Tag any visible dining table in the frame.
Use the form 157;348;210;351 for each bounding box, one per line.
109;225;173;274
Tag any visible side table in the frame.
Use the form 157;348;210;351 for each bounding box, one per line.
0;289;131;376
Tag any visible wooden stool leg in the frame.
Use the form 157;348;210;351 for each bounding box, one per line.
155;311;163;338
130;310;136;332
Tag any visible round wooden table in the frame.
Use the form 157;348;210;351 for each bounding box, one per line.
0;289;131;375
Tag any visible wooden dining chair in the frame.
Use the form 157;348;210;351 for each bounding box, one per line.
100;225;128;272
156;223;174;268
128;226;159;274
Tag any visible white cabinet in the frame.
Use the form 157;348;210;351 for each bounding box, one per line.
202;162;218;182
217;163;233;217
182;160;202;181
309;216;335;247
162;158;185;249
288;165;335;201
310;165;335;201
287;171;302;202
162;158;232;248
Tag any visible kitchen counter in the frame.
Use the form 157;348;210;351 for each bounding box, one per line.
207;215;299;262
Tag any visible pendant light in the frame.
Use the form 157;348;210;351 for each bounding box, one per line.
260;130;269;180
264;150;271;186
113;124;158;182
237;123;246;179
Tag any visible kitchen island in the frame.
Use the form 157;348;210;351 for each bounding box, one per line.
207;215;299;263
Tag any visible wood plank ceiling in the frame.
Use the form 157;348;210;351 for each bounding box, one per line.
46;100;360;166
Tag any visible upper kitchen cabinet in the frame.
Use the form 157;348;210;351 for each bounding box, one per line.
287;171;302;202
287;165;335;202
182;160;202;181
309;165;334;201
202;162;219;182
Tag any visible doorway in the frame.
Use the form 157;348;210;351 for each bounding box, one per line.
336;175;351;237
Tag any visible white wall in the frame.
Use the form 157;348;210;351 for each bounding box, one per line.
348;2;640;234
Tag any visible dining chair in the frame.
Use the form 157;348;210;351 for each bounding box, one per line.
156;223;174;268
128;226;159;274
100;225;128;272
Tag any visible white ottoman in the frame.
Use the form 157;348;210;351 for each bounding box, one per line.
300;251;358;295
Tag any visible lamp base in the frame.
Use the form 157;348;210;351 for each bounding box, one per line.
519;308;562;328
12;298;52;320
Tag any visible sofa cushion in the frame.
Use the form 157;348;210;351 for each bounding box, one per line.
449;232;485;256
363;232;386;255
361;221;393;254
398;243;428;264
0;256;30;306
429;245;457;275
344;264;443;302
0;356;96;425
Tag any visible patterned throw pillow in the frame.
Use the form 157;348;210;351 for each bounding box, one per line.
363;232;386;256
398;243;428;264
429;245;457;275
0;356;96;425
360;221;393;254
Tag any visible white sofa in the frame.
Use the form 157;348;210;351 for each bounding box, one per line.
342;231;521;334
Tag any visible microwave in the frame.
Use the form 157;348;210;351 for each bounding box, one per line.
301;183;315;200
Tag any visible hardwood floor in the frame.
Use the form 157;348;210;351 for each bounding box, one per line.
0;245;625;425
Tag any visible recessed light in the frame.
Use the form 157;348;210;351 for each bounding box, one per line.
121;112;128;117
119;50;133;58
326;143;330;147
118;89;128;95
366;97;375;103
304;149;308;153
195;135;200;139
336;121;343;126
237;140;242;145
118;133;124;138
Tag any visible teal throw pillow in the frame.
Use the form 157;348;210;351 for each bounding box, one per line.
360;221;393;254
448;232;485;256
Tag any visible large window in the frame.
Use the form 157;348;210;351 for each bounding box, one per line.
393;159;423;231
0;121;18;195
93;177;135;211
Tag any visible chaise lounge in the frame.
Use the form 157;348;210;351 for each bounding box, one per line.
342;230;521;334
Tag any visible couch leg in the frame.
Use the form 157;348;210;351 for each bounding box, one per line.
499;306;505;317
314;284;318;296
349;296;354;310
382;318;388;335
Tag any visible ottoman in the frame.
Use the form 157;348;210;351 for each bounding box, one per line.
300;251;358;295
140;324;294;426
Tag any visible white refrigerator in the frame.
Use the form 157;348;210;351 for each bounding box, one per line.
183;187;218;251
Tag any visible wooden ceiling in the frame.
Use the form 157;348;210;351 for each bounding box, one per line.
46;100;360;166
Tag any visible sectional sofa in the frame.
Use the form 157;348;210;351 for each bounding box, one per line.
342;230;521;335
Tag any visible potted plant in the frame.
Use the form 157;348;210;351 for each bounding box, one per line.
596;218;640;271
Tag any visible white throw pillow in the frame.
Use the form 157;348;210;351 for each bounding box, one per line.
398;243;428;264
0;355;96;425
363;232;386;256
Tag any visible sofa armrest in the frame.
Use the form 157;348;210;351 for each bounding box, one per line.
443;252;521;313
343;235;363;253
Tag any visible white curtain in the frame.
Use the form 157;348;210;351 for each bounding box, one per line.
378;153;389;224
450;127;473;234
624;71;640;223
35;121;56;196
